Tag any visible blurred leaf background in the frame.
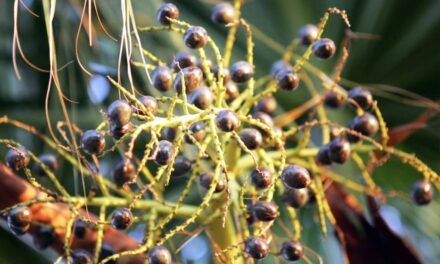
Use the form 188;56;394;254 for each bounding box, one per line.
0;0;439;263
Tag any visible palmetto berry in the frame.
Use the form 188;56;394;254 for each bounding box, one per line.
298;24;318;46
348;87;373;110
8;206;32;236
171;51;196;71
196;57;214;73
136;96;158;116
71;249;93;264
171;155;192;177
173;66;203;94
33;227;55;250
199;172;225;193
111;208;133;230
239;128;263;150
324;91;345;109
328;138;351;164
148;246;172;264
250;167;272;189
161;127;178;142
33;153;58;177
211;2;235;25
230;61;254;83
216;110;240;132
152;66;173;92
183;26;208;49
313;38;336;59
213;65;230;84
252;201;278;222
252;111;274;137
74;220;88;239
113;160;136;187
283;188;310;208
255;96;277;115
157;3;179;26
270;60;292;78
225;81;239;100
108;99;132;127
281;165;311;189
109;123;132;140
412;180;433;205
276;69;300;91
280;240;304;261
185;122;206;143
153;140;175;166
81;130;105;155
315;144;332;166
5;147;30;171
188;86;214;110
244;237;269;259
347;113;379;143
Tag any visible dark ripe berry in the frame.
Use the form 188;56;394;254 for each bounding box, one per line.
111;208;133;230
347;113;379;143
276;70;300;91
225;81;239;100
324;91;345;109
173;66;203;94
113;160;136;187
148;246;172;264
211;2;235;25
230;61;254;83
216;110;240;132
136;96;158;116
5;147;30;171
315;144;332;166
8;206;32;235
183;26;208;49
250;167;272;189
99;244;117;264
280;240;304;261
298;24;318;46
281;165;311;189
213;65;231;84
252;201;278;222
239;128;263;150
33;153;58;177
270;60;293;78
33;227;55;250
348;87;373;110
109;123;132;140
161;127;178;142
313;38;336;59
71;249;93;264
185;122;206;143
108;99;132;127
252;112;274;136
172;155;192;177
328;138;351;164
412;180;433;205
74;220;88;239
171;51;197;71
152;66;173;92
157;3;179;26
199;172;225;193
153;140;175;166
255;96;277;115
244;237;269;259
188;86;214;110
81;130;106;155
283;188;309;208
